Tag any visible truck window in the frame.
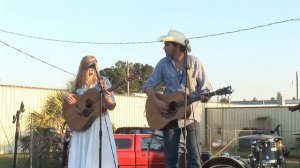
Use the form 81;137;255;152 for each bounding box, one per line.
115;127;154;134
115;138;132;149
140;138;163;151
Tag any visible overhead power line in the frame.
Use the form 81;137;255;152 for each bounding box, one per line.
0;17;299;76
0;29;157;45
0;17;299;44
0;40;76;76
189;17;300;40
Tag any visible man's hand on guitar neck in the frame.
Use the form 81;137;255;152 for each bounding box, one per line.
64;94;78;105
200;89;211;103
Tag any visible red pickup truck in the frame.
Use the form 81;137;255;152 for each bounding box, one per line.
114;134;165;168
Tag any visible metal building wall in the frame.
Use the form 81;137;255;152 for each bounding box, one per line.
4;84;298;155
109;94;148;129
0;84;64;154
0;84;211;154
206;107;300;147
0;84;157;154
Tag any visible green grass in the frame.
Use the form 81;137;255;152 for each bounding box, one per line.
0;153;62;168
0;154;13;168
287;159;300;168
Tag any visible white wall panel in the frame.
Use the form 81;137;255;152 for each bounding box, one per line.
1;84;299;154
206;107;300;147
0;85;64;154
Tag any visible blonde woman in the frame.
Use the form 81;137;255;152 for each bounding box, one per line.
64;55;118;168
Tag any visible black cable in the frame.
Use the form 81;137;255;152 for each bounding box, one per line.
104;114;118;168
191;105;202;162
1;17;299;79
0;17;299;44
0;29;157;45
0;40;76;76
189;17;300;40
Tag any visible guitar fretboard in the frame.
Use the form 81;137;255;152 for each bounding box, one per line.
107;79;127;92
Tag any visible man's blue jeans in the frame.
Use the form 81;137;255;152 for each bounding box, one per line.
163;121;202;168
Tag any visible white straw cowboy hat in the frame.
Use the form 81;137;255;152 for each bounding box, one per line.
158;30;191;52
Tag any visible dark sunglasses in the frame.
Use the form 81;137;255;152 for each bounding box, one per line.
86;61;97;69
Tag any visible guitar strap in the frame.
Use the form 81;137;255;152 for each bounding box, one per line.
187;55;194;95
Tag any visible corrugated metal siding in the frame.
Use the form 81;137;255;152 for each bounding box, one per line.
0;85;64;154
1;84;300;154
110;95;148;128
206;107;300;147
0;84;210;153
0;85;153;154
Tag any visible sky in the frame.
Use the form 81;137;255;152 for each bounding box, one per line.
0;0;299;101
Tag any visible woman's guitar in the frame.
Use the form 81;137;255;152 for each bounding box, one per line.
63;71;141;132
145;86;233;130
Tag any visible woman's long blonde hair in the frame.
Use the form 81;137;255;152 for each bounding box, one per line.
74;55;101;91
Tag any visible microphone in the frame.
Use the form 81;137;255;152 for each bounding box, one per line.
184;39;189;45
99;70;107;77
87;62;96;69
184;39;191;52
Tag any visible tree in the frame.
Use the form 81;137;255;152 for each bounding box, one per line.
20;91;67;167
101;61;162;94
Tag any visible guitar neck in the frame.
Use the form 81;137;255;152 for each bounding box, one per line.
190;91;217;103
107;79;127;92
104;71;140;93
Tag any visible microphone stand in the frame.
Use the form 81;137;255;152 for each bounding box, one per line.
93;67;104;168
146;137;154;168
182;39;190;168
12;102;25;168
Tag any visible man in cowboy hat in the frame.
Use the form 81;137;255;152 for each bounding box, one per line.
143;30;212;168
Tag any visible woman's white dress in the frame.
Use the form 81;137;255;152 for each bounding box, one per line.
68;79;118;168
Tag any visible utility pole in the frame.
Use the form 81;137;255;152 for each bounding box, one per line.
30;113;33;168
127;61;130;95
297;71;299;99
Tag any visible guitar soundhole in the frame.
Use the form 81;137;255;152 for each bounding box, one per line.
168;101;177;113
86;99;93;108
81;99;94;117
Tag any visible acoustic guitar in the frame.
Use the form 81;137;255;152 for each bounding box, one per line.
145;86;233;130
63;71;141;132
